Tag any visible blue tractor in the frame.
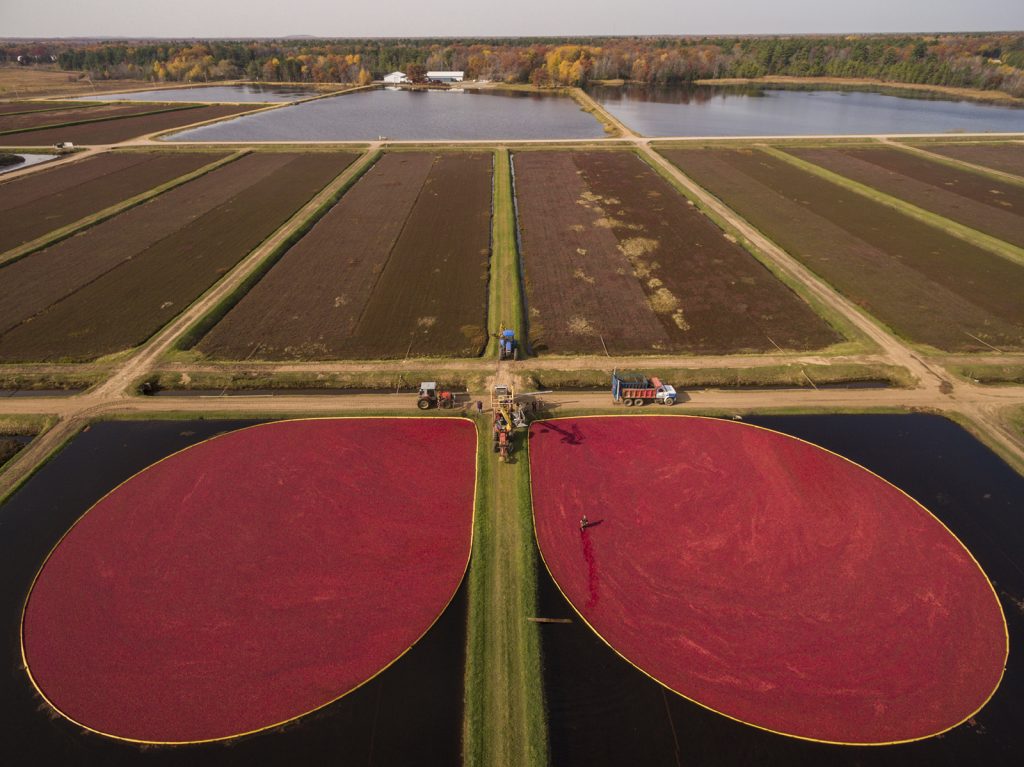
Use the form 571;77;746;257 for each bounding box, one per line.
497;325;519;361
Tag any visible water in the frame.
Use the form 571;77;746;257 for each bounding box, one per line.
166;87;607;141
0;153;57;175
588;84;1024;137
538;414;1024;766
74;84;317;103
0;420;465;764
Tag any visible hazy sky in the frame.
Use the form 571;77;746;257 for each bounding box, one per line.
2;1;1022;38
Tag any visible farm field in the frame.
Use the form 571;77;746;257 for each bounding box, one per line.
512;150;839;355
200;151;493;360
0;104;261;145
529;415;1007;745
787;145;1024;249
663;147;1024;352
918;142;1024;177
0;103;188;134
0;150;226;255
0;102;93;116
0;151;355;362
22;418;476;743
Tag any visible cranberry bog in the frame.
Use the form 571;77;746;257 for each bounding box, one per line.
199;151;493;360
0;150;226;255
512;150;839;356
0;151;355;361
2;419;470;762
0;103;190;134
535;414;1024;766
663;147;1024;352
918;142;1024;177
786;145;1024;249
0;104;261;145
529;415;1008;746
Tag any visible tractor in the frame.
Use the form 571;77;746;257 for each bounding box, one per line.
495;325;519;361
417;381;456;410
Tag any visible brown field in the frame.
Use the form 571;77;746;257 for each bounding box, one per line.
0;66;146;99
0;103;187;134
513;150;839;355
200;151;493;360
921;143;1024;177
0;151;225;254
663;147;1024;352
0;104;260;146
787;146;1024;248
0;152;355;362
0;101;99;116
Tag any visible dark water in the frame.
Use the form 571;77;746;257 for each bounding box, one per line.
0;420;465;765
167;87;607;141
0;153;56;175
587;84;1024;137
537;413;1024;766
75;85;316;103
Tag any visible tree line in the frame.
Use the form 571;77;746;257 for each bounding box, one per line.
2;34;1022;96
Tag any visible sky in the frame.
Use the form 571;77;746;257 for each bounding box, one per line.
1;0;1022;39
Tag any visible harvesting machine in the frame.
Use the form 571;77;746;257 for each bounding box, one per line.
491;384;527;461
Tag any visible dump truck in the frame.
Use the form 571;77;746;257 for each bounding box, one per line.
611;371;677;406
417;381;456;409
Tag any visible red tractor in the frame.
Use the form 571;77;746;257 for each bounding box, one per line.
417;381;456;410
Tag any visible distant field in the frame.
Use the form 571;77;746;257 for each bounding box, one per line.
0;66;146;99
663;147;1024;352
0;152;354;362
0;101;102;117
0;103;187;134
918;143;1024;177
0;104;260;145
513;150;839;355
200;151;493;360
0;150;225;255
787;146;1024;249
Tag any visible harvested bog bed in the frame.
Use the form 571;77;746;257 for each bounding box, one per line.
0;103;188;134
0;150;225;255
0;104;260;145
529;416;1007;745
664;147;1024;352
199;151;492;360
21;417;477;744
787;145;1024;249
0;151;355;361
512;151;838;355
0;101;91;116
920;142;1024;178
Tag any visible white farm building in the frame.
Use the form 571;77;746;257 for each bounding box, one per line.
427;71;465;83
383;71;410;84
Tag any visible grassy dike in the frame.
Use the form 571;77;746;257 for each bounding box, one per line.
486;147;526;359
463;417;548;766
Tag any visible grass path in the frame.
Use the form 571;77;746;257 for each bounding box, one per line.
486;147;525;358
463;417;548;764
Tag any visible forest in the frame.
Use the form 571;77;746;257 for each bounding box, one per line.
2;34;1023;96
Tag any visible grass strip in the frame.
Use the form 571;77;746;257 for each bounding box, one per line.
523;363;915;390
766;145;1024;268
463;418;548;766
948;364;1024;386
486;148;525;358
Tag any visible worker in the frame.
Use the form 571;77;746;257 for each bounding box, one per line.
476;400;483;415
580;515;589;530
